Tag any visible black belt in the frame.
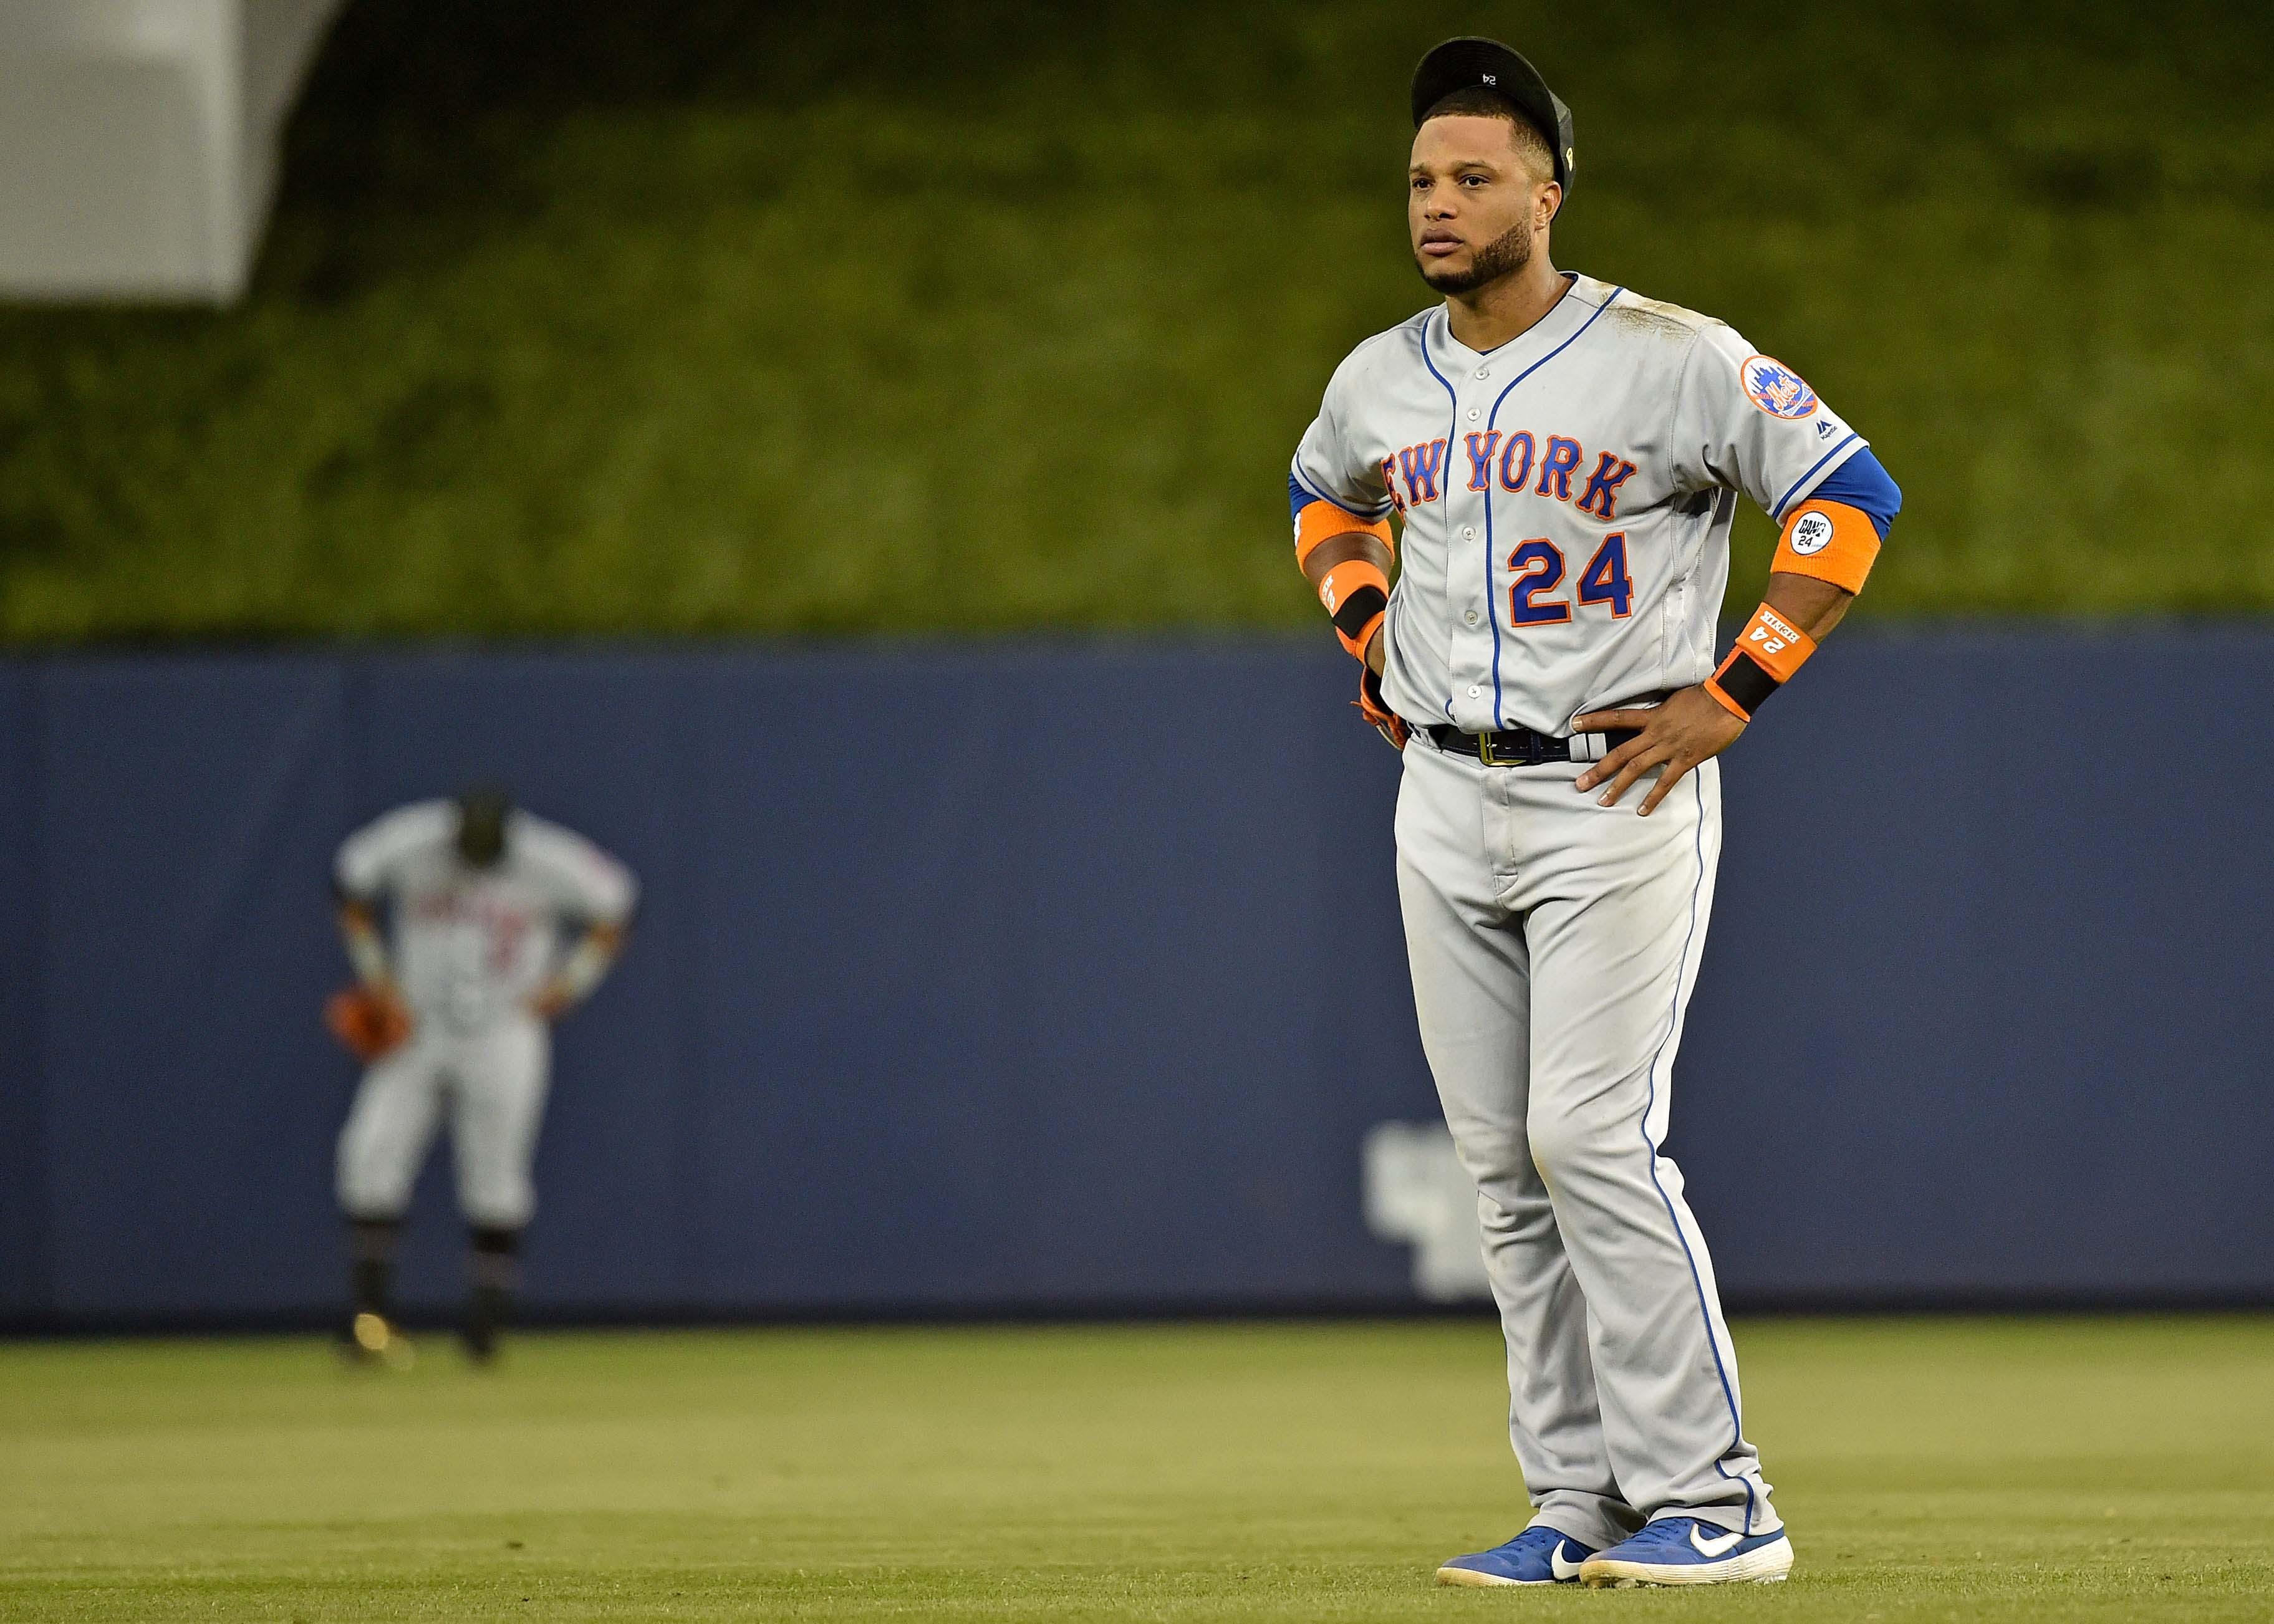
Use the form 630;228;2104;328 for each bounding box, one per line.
1426;723;1638;766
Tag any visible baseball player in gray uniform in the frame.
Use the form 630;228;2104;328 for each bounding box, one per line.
327;787;636;1364
1289;38;1901;1587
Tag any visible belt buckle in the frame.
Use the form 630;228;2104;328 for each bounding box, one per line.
1477;732;1506;766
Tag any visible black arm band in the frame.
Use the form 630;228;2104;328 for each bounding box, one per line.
1329;585;1387;644
1707;650;1780;718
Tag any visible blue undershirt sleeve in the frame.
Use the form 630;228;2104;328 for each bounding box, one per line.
1804;448;1902;540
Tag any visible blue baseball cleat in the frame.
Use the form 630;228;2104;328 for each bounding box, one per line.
1579;1516;1793;1586
1434;1525;1597;1587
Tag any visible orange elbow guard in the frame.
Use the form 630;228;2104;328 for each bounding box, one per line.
1705;603;1818;721
1772;499;1879;593
1318;557;1390;661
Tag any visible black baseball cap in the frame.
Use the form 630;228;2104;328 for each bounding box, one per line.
1410;37;1574;199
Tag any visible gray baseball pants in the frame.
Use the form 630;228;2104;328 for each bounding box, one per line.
1394;736;1775;1548
336;1014;551;1229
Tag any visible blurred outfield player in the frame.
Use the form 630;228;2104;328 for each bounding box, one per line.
324;788;635;1365
1288;39;1901;1587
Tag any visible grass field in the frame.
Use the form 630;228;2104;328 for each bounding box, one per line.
1;0;2270;640
4;1317;2272;1620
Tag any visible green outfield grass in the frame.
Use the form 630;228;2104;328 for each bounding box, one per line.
3;1317;2271;1620
0;0;2270;641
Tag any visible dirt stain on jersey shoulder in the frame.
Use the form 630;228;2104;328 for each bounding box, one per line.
1602;294;1703;346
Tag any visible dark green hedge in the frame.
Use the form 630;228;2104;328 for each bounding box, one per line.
2;0;2268;641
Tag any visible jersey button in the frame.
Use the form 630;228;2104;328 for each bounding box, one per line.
1467;685;1482;698
1462;526;1475;539
1466;407;1480;421
1464;610;1479;627
1473;369;1489;380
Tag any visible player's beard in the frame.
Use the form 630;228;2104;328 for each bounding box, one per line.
1416;217;1533;295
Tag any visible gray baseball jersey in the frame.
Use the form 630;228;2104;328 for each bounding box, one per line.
1290;272;1867;736
335;802;637;1033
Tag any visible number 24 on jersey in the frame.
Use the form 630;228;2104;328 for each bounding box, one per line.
1506;532;1632;627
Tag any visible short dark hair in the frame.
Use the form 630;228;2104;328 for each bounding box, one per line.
1421;86;1556;183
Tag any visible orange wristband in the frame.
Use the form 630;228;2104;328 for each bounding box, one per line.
1705;603;1818;721
1318;557;1390;661
1772;499;1879;593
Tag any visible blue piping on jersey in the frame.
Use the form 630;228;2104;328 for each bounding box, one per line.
1771;432;1860;521
1639;770;1758;1535
1479;289;1624;727
1414;320;1462;721
1290;467;1393;522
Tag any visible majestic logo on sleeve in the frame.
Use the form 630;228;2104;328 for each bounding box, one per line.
1741;356;1819;420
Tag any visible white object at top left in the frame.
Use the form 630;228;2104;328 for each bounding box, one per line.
0;0;345;304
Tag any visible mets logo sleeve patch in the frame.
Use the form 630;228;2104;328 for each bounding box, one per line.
1671;322;1865;531
1739;356;1819;419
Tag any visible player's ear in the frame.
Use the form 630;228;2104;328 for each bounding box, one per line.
1536;180;1561;230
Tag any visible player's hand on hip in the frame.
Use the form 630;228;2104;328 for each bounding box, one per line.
1572;686;1746;816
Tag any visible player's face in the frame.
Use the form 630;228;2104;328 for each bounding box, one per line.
1409;117;1553;295
456;797;509;868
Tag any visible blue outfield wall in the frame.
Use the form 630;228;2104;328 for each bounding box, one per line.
0;630;2269;1328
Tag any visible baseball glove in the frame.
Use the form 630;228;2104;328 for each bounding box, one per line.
1356;663;1409;751
325;984;413;1063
